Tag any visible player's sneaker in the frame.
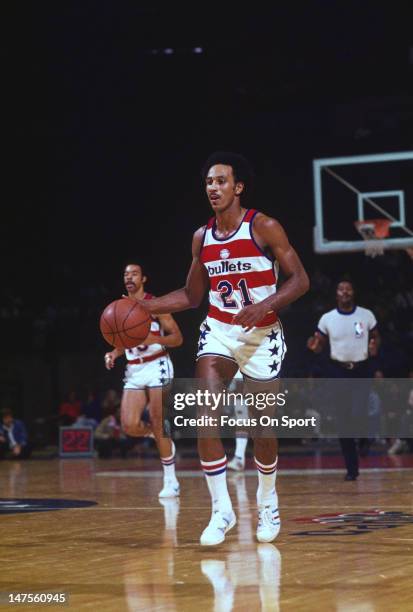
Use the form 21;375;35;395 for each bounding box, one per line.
200;509;237;546
158;479;180;498
256;505;280;542
227;456;245;471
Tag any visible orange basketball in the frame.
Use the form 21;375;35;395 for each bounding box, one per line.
100;298;151;349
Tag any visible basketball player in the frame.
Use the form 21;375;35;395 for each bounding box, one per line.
136;152;309;545
307;279;380;480
104;263;183;497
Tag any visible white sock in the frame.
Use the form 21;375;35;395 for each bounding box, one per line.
255;456;278;506
161;441;177;481
234;437;248;460
201;456;233;515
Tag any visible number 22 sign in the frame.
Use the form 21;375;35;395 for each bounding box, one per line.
59;427;94;457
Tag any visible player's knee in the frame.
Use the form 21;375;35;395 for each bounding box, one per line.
124;417;151;437
122;419;138;436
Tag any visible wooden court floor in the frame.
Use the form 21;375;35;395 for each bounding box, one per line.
1;457;412;611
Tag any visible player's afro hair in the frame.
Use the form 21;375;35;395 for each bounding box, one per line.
336;277;356;292
124;262;146;277
201;151;254;196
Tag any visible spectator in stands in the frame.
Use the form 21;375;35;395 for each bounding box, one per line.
101;389;121;415
94;407;132;459
58;390;81;426
75;389;102;429
0;408;31;459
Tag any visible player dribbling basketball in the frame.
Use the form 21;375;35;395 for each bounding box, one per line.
135;152;309;545
104;263;183;497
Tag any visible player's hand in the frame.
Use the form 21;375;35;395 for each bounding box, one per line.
142;333;159;345
104;351;117;370
12;444;21;456
232;303;269;331
307;335;321;352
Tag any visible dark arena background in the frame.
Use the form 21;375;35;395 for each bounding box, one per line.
1;3;413;611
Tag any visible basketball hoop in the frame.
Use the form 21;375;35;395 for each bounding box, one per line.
354;218;392;258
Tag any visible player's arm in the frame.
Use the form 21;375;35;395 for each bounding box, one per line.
368;327;381;357
233;214;309;328
145;313;183;348
104;347;125;370
139;227;209;315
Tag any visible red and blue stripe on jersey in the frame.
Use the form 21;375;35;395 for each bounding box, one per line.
200;209;278;328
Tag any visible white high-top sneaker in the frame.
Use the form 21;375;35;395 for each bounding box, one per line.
158;479;180;498
256;504;280;543
200;509;237;546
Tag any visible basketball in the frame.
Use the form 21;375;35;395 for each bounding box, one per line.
100;298;151;349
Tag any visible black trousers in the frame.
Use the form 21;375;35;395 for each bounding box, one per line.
327;359;373;478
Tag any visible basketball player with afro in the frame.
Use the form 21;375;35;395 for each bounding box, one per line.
137;152;309;545
104;263;183;497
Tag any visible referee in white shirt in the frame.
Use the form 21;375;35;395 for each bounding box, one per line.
307;280;380;480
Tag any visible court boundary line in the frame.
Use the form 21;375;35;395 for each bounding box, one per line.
96;467;413;477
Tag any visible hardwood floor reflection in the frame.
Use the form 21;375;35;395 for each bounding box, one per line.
0;458;412;611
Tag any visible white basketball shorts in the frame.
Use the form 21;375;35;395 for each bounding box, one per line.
196;317;287;380
123;355;174;390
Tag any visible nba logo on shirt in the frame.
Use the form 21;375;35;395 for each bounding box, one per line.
354;321;364;338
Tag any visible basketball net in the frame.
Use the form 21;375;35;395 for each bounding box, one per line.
323;166;413;259
354;219;392;258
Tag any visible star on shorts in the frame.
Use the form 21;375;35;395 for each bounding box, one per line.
267;330;279;342
269;360;279;373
